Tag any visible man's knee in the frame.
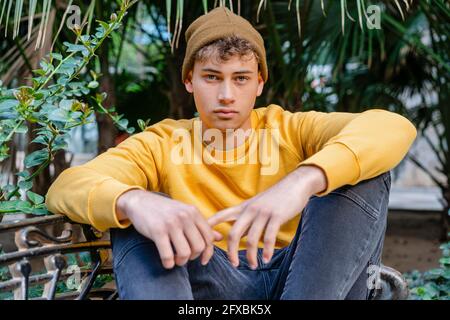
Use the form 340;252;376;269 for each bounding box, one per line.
110;191;171;263
329;171;391;220
110;225;158;269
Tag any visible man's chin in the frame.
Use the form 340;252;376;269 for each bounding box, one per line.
215;123;241;133
205;119;240;132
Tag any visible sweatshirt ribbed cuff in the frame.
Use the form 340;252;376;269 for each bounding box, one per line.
297;142;360;196
87;178;146;232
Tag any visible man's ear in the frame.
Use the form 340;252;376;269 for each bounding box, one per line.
184;71;194;93
256;72;264;97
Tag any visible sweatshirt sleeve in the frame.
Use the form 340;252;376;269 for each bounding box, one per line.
45;130;163;232
293;108;417;196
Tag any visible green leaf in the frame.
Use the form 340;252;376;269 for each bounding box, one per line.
55;64;76;77
40;103;57;114
26;191;44;205
96;92;107;103
63;42;89;55
443;269;450;280
51;53;63;61
52;136;69;151
60;99;73;110
24;149;48;168
15;123;28;134
16;170;30;179
0;200;22;212
48;108;70;122
0;99;18;112
39;60;54;73
422;283;440;298
33;92;44;100
18;180;33;191
439;257;450;266
117;118;128;128
32;69;46;76
97;21;110;32
31;207;50;216
57;76;70;86
2;184;16;192
137;119;146;131
87;81;99;89
16;201;33;214
31;135;49;145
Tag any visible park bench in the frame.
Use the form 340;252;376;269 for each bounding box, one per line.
0;214;409;300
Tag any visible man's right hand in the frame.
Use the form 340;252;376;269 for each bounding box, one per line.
116;189;223;269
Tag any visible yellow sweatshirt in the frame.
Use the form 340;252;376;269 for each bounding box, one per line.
45;104;417;251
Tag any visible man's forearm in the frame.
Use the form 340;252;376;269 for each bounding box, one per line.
291;165;328;196
116;189;145;222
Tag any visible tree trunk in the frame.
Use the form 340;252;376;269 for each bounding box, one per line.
96;40;118;154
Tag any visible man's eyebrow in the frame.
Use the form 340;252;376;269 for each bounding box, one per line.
200;68;254;74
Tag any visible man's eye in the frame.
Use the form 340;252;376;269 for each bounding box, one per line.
236;76;249;82
205;75;218;80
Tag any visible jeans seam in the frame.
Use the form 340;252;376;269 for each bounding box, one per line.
337;220;376;299
382;172;392;192
330;190;380;220
256;253;270;299
114;240;152;269
261;271;270;300
338;203;387;299
279;240;301;299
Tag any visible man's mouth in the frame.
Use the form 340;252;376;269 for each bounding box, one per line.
214;108;238;118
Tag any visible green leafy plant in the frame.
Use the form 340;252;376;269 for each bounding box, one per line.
404;213;450;300
0;0;139;216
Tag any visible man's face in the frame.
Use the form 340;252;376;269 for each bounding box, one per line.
184;54;264;133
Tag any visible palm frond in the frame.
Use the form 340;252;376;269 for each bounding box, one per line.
34;0;51;50
4;0;13;37
50;0;73;51
0;0;8;27
27;0;37;41
12;0;24;39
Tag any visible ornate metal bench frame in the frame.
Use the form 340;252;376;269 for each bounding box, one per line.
0;214;409;300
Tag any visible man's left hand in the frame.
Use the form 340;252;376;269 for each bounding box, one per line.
207;165;327;269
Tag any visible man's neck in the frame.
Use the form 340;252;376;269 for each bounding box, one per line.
202;119;252;151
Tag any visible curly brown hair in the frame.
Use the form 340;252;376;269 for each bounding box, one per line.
194;36;260;66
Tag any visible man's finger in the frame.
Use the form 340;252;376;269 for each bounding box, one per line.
193;215;216;265
169;229;192;266
262;218;281;264
227;210;257;267
207;205;242;227
246;214;270;269
183;218;207;261
154;235;175;269
213;230;223;241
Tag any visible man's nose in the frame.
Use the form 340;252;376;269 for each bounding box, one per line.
217;80;235;105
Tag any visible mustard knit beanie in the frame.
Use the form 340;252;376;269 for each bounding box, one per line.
182;6;268;83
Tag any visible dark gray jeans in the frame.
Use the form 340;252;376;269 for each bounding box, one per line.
110;171;391;300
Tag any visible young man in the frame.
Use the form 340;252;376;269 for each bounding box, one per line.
45;7;417;300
